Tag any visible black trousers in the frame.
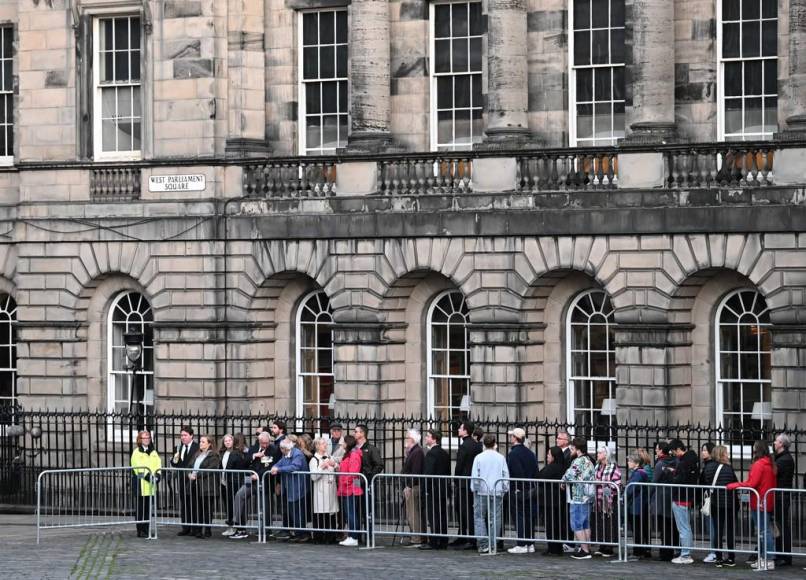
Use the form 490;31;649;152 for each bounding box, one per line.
657;515;678;561
177;477;192;532
628;510;651;555
135;492;150;534
425;490;448;548
221;483;236;526
773;496;791;563
455;482;474;539
192;487;213;532
544;501;565;554
712;503;735;560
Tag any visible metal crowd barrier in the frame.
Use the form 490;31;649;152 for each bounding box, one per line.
153;467;263;542
764;487;806;563
623;482;760;563
370;474;491;549
495;478;622;559
261;469;370;547
36;466;155;544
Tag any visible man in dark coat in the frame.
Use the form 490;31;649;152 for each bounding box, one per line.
506;428;538;553
773;433;795;567
450;421;482;549
668;439;699;564
170;425;199;536
419;429;451;550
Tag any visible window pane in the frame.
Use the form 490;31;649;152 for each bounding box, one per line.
764;59;777;94
303;13;317;45
435;39;451;73
455;109;471;142
452;3;468;36
322;81;337;114
592;29;609;64
576;68;593;102
723;23;740;58
471;74;482;107
742;0;759;19
611;0;625;27
742;21;760;57
117;86;132;118
435;5;451;38
306;117;321;150
320;11;335;44
452;38;468;72
594;68;611;100
303;47;318;80
469;3;483;35
574;31;590;66
320;46;335;78
762;0;776;18
745;97;763;133
577;104;593;139
437;76;452;109
338;81;347;113
612;67;624;100
337;45;347;77
336;11;347;43
469;37;482;72
724;62;742;96
591;0;608;28
744;60;762;95
113;18;129;51
306;84;321;114
437;111;452;144
574;0;590;30
761;20;777;57
455;75;470;108
724;98;743;134
764;97;777;131
610;28;624;64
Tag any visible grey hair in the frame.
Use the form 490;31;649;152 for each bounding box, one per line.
313;436;329;450
258;432;271;443
280;438;294;450
406;429;421;445
776;433;791;449
627;453;642;466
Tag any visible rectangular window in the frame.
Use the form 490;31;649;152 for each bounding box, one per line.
299;9;349;155
569;0;625;146
430;1;484;151
719;0;777;140
0;26;13;164
93;16;142;160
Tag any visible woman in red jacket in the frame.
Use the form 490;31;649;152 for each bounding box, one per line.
726;440;777;571
336;434;364;547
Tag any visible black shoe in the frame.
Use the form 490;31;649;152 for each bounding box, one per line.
137;530;147;538
177;530;191;537
571;549;592;560
204;529;212;538
418;544;436;550
717;559;736;568
449;539;467;547
774;559;791;567
194;532;205;539
462;543;478;551
746;556;758;565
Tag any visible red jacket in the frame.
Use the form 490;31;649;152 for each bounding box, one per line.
337;449;364;497
726;456;776;511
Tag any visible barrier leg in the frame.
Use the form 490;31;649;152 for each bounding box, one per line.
36;479;41;545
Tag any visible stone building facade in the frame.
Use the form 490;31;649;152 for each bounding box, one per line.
0;0;802;435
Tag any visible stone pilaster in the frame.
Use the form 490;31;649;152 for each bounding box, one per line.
770;324;806;427
777;0;806;138
225;0;269;156
482;0;532;147
331;323;384;416
624;0;676;143
468;324;529;422
613;324;684;425
345;0;392;152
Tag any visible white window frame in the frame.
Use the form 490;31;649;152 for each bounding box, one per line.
0;26;13;166
568;0;626;147
295;289;335;417
106;291;153;439
714;288;772;430
429;0;485;151
426;289;470;421
297;8;350;155
92;14;143;161
716;0;778;141
0;294;16;408
565;289;617;427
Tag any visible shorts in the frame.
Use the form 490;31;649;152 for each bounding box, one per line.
570;503;591;532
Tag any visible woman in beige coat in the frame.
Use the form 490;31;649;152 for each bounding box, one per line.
310;437;339;544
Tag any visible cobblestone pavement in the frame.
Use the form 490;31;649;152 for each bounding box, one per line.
1;516;804;579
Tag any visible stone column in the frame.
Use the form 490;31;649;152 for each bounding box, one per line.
345;0;392;152
777;0;806;138
331;324;384;416
225;0;269;156
769;324;806;427
483;0;531;146
468;324;527;422
624;0;676;143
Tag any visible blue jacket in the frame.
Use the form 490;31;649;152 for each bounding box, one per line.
507;444;538;479
273;448;309;502
625;468;649;515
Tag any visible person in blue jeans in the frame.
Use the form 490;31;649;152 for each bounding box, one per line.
668;439;699;565
470;434;509;554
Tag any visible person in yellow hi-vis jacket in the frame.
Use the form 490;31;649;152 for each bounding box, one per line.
131;430;162;537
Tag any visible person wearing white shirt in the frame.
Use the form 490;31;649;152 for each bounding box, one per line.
470;434;509;555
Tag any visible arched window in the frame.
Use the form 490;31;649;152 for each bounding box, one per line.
296;290;334;418
427;290;470;421
107;291;154;415
715;289;771;433
0;294;16;409
566;289;616;428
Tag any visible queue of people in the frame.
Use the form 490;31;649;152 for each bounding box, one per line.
129;422;802;572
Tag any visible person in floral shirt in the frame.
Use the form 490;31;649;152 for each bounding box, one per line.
561;437;596;559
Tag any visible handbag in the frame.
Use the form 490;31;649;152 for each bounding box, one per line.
701;464;724;517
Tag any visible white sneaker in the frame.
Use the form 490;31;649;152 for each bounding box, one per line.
703;553;717;563
751;560;774;571
339;537;359;547
221;527;235;537
672;556;694;565
507;546;529;554
563;543;575;553
527;544;535;553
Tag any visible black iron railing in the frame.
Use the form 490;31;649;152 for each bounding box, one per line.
1;407;803;508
